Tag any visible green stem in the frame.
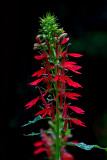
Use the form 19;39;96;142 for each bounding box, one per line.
55;66;60;160
56;98;60;160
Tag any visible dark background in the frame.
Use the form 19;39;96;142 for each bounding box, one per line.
1;0;107;160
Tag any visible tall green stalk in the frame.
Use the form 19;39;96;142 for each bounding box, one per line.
55;92;60;160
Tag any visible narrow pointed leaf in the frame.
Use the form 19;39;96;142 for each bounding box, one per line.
23;130;48;136
21;115;41;127
62;142;107;151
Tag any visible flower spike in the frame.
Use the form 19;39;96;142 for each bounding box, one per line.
23;13;106;160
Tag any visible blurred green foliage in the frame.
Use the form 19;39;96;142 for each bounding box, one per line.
70;31;107;57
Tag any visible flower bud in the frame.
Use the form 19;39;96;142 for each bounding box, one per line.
36;36;42;44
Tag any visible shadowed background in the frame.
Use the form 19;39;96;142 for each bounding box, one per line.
1;0;107;159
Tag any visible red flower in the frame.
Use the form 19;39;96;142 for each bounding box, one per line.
25;88;48;110
62;38;69;44
58;52;82;58
34;54;47;60
38;88;48;108
61;152;74;160
33;129;54;159
25;96;39;109
67;53;83;57
29;77;45;86
63;118;68;132
64;61;82;74
33;147;45;154
64;92;81;100
54;75;82;88
33;141;44;147
55;92;81;101
32;68;46;77
69;117;86;127
34;105;60;119
66;104;85;114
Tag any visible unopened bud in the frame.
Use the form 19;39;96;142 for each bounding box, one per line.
36;36;42;44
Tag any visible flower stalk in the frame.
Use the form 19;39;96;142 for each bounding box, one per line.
23;12;107;160
55;80;60;160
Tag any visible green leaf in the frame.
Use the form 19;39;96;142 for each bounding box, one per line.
61;129;71;136
65;129;71;136
23;129;53;136
21;115;41;127
62;142;107;151
23;130;47;136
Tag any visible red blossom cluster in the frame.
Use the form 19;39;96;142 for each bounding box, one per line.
33;128;76;160
25;33;86;130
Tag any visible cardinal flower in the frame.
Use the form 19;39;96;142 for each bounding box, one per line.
66;104;85;114
61;152;74;160
32;68;46;77
33;129;53;159
69;117;86;127
25;96;40;110
55;92;81;101
62;37;69;44
34;105;60;120
54;75;82;88
63;61;82;74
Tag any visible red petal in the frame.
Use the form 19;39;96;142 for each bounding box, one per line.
25;96;39;109
67;105;85;114
63;119;68;132
65;92;81;100
62;152;74;159
64;61;77;65
29;77;45;86
34;108;49;116
33;141;44;147
42;90;48;96
70;117;86;127
66;78;83;88
65;66;82;74
34;54;47;60
54;106;61;114
59;76;66;83
41;110;49;118
62;105;67;118
58;51;66;57
54;75;59;81
67;53;83;57
69;93;81;97
33;147;45;154
62;38;69;44
32;69;46;77
54;92;60;101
